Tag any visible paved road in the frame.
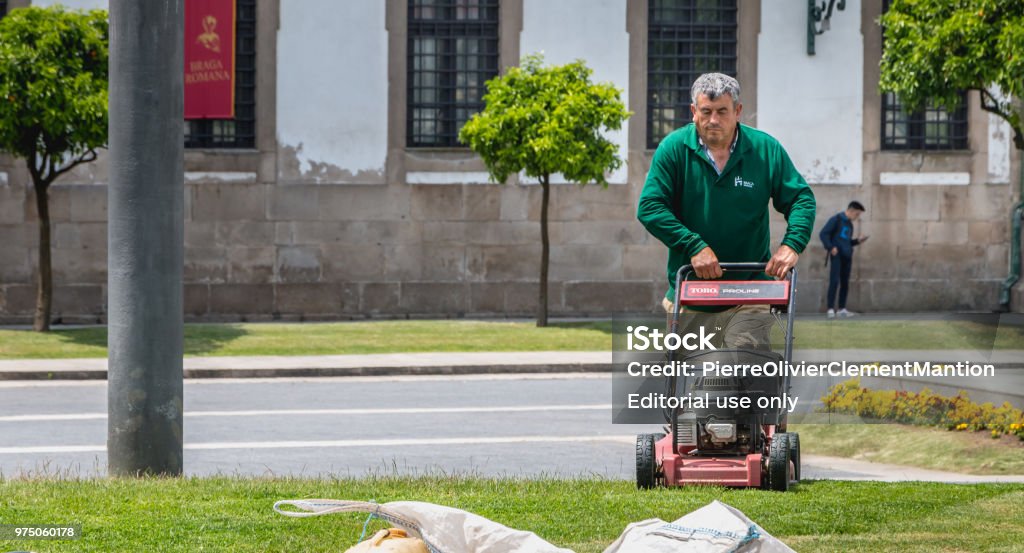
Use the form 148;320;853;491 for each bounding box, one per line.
2;374;1022;483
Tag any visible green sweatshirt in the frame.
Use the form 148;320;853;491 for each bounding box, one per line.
637;123;816;311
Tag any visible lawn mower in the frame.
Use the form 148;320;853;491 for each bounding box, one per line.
636;262;800;491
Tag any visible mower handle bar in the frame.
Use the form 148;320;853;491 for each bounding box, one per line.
675;262;777;279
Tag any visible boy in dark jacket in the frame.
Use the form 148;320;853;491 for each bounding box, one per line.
819;201;868;318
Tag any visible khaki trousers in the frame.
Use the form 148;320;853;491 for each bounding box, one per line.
662;297;773;350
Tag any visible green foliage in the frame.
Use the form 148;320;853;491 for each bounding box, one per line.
879;0;1024;147
822;378;1024;440
459;53;631;185
0;5;108;175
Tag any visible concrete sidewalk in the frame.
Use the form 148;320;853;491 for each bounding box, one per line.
0;351;613;380
0;348;1021;379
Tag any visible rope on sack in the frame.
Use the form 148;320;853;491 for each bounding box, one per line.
357;501;381;542
657;522;762;551
726;524;762;553
273;499;445;553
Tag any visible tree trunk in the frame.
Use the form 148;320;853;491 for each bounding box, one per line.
538;174;550;327
32;179;52;332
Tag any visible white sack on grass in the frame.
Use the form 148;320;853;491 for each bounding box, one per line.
275;498;793;553
274;499;574;553
602;500;795;553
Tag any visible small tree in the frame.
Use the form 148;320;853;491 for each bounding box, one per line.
459;54;630;327
879;1;1024;148
0;6;108;331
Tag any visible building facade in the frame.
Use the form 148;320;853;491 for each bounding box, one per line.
0;0;1019;323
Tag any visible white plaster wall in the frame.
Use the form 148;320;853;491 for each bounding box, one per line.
32;0;107;10
757;0;863;185
277;0;388;182
520;0;630;185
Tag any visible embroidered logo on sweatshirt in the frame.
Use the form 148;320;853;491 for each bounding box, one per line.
734;176;755;189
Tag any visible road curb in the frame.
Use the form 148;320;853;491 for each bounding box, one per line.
0;363;616;381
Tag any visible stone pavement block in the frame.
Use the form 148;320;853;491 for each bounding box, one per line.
209;284;274;314
185;246;229;283
275;282;357;315
549;244;623;281
410;185;462;221
400;282;469;314
68;184;107;222
267;185;320;221
321;244;386;281
192;184;267;222
227;246;275;283
361;282;400;314
276;246;321;283
563;281;654;313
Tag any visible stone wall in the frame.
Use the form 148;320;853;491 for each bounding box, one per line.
1;153;1020;324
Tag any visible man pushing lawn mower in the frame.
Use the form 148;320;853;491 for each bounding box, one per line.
635;73;816;490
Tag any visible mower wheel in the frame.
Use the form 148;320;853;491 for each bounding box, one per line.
789;432;801;481
765;433;791;492
635;433;664;489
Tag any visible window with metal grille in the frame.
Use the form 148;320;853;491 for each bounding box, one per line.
647;0;737;149
407;0;499;148
185;0;256;149
880;0;967;150
0;2;7;17
881;92;968;150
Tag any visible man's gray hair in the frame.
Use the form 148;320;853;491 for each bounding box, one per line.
690;73;741;105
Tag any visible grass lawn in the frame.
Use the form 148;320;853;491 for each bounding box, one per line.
792;423;1024;475
0;318;1021;359
0;477;1022;552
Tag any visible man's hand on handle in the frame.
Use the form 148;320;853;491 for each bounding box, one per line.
690;247;722;279
830;246;838;256
766;244;799;279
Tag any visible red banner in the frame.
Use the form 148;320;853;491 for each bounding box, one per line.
184;0;236;119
